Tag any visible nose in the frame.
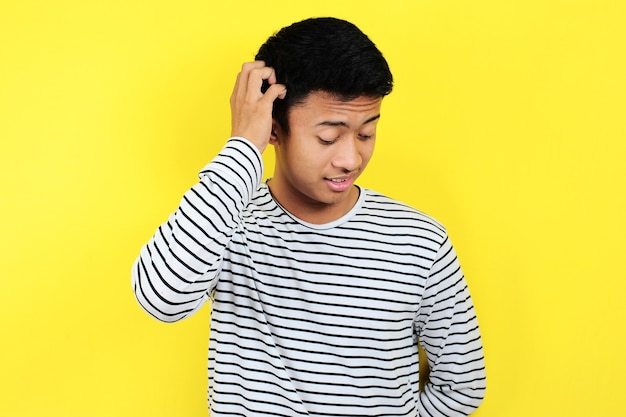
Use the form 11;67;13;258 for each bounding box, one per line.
331;137;362;173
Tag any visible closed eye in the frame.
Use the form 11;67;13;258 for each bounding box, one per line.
318;137;338;145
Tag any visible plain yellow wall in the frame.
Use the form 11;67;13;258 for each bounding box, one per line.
1;1;624;416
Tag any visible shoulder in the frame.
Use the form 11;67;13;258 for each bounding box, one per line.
244;182;288;224
358;188;448;243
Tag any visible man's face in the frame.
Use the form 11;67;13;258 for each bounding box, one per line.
269;91;382;223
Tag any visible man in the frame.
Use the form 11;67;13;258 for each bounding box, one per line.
132;17;486;416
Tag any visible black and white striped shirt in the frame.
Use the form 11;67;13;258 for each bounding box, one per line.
132;137;486;416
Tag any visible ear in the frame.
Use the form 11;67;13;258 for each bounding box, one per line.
269;119;281;146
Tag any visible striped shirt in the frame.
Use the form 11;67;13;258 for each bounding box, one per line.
132;137;486;416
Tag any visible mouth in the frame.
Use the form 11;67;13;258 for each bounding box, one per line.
324;176;354;192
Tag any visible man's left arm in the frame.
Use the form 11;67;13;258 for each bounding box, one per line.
416;235;487;416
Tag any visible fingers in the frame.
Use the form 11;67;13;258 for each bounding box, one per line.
245;67;274;102
231;61;285;109
229;61;286;153
261;82;287;102
242;62;279;98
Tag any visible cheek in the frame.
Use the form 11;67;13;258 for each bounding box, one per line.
359;141;376;164
285;144;325;172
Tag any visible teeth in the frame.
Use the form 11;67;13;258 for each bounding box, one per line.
330;178;346;183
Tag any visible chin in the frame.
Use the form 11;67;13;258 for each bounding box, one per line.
321;191;353;206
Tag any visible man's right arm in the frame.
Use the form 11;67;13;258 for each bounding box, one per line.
131;62;285;322
131;137;263;322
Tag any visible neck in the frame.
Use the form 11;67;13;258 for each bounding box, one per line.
266;179;360;224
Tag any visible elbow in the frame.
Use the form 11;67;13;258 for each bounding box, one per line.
421;381;486;416
461;379;487;415
422;365;487;416
130;259;204;323
131;280;192;323
132;281;205;323
454;365;487;414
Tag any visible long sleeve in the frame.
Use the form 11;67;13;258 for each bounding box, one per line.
416;235;487;416
131;137;263;322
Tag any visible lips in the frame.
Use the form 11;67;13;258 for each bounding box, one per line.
324;176;354;192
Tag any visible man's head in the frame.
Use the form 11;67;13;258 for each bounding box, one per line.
255;17;393;133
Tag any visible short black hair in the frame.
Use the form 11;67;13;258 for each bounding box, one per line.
255;17;393;132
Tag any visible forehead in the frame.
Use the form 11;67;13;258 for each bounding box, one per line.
288;91;382;125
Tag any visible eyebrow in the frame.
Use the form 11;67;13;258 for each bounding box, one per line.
316;114;380;129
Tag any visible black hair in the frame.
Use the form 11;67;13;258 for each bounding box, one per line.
255;17;393;133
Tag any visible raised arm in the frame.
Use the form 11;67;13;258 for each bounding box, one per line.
416;235;487;416
131;62;285;322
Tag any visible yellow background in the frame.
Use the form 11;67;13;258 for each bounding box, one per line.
1;1;624;416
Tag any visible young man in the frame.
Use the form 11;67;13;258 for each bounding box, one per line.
132;17;486;416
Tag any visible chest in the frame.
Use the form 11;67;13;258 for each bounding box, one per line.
227;224;432;322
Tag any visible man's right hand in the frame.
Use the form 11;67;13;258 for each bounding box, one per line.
230;61;287;154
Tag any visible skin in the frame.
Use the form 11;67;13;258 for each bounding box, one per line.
230;61;382;224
